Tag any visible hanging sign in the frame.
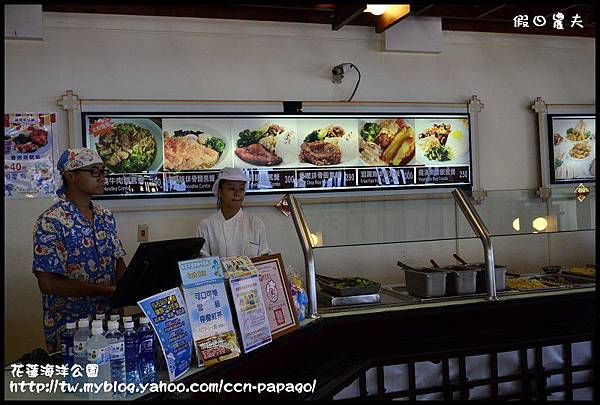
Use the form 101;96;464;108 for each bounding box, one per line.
4;112;58;198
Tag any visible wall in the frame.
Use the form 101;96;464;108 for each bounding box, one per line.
4;13;595;362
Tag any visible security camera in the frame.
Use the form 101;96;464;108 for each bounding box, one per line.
331;63;352;83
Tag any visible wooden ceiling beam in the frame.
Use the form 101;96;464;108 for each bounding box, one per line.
332;3;366;31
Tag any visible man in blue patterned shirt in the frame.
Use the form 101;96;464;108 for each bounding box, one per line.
32;148;127;352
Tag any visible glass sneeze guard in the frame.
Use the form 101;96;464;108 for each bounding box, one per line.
285;187;595;318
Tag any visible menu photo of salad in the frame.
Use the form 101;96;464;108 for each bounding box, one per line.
550;116;595;182
414;118;470;165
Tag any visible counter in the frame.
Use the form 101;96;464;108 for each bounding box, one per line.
7;287;593;400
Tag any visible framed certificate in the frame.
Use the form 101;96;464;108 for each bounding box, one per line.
251;253;300;339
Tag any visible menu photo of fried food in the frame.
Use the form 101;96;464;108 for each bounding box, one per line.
415;118;470;165
233;120;297;167
359;119;416;166
298;120;359;166
162;119;229;171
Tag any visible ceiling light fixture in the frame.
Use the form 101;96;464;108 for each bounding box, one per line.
365;4;389;15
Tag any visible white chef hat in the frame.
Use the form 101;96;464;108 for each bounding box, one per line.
212;167;249;196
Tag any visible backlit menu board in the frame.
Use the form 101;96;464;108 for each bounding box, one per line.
547;114;595;184
82;113;473;198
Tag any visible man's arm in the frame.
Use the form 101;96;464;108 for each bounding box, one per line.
116;257;126;283
35;272;116;297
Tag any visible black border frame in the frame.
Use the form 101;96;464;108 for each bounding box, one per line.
81;111;474;200
546;113;596;185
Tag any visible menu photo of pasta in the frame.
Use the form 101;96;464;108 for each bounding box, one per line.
550;116;595;182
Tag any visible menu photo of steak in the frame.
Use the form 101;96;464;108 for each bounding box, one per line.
235;123;294;167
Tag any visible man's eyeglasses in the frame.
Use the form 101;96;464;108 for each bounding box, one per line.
74;167;110;177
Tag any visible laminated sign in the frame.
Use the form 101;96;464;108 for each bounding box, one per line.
178;257;241;367
4;113;58;198
221;256;272;353
137;288;193;381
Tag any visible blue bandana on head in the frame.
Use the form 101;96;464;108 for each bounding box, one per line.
55;148;104;196
55;150;71;196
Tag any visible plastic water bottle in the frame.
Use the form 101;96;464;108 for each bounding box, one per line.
95;314;106;331
105;321;126;398
120;316;132;332
137;317;157;384
91;320;103;332
110;314;121;324
60;322;77;383
123;321;140;385
87;326;112;400
73;319;91;387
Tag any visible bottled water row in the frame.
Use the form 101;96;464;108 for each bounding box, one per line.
60;315;157;399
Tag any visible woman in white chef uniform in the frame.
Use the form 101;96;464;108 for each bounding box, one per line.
197;167;271;258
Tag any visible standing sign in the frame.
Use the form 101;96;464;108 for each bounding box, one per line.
251;254;300;339
178;257;241;367
4;112;57;198
137;288;193;381
221;256;272;353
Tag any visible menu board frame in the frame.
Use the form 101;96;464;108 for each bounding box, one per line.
546;113;595;185
81;110;475;199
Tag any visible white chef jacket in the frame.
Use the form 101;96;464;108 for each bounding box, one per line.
196;208;271;258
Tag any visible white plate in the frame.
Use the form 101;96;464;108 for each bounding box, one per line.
161;118;231;171
357;118;417;167
566;142;594;162
296;119;359;166
414;119;470;165
232;119;299;168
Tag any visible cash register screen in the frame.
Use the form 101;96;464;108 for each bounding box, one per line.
110;237;205;308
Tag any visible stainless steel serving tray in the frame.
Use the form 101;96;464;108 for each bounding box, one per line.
533;274;595;288
505;274;570;292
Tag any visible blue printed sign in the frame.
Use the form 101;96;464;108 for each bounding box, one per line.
179;257;224;287
179;257;240;367
137;287;193;381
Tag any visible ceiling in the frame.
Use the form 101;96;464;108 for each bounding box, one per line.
43;2;595;37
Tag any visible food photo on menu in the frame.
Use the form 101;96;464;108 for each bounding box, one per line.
297;119;359;166
90;117;163;173
233;120;297;167
6;126;49;154
359;119;416;166
414;118;470;165
162;119;230;171
551;117;595;181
